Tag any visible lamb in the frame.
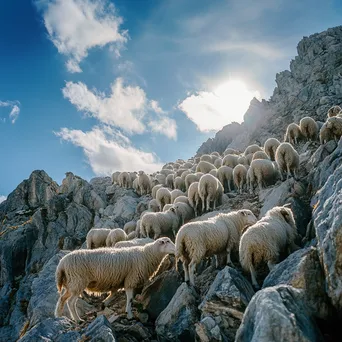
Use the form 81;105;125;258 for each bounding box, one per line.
174;195;190;206
222;154;239;168
264;138;280;161
247;159;277;193
156;187;172;210
187;182;202;217
174;176;186;192
319;122;335;144
55;237;175;321
114;238;154;249
148;199;160;212
106;228;128;247
239;205;299;289
275;142;299;181
214;158;222;168
138;171;151;195
327;105;341;117
172;202;194;226
175;209;257;286
118;172;131;189
166;174;174;189
171;189;185;203
140;209;180;239
252;151;269;161
196;161;216;174
244;144;262;156
326;116;342;141
86;228;112;249
217;166;234;193
152;184;163;199
299;117;318;141
284;123;301;145
111;171;121;185
198;174;223;212
124;221;137;235
233;164;248;194
200;154;213;163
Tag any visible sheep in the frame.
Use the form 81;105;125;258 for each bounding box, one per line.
114;237;154;249
299;117;318;141
183;162;193;169
111;171;121;185
319;122;335;144
252;151;269;161
166;174;174;189
239;205;299;289
148;199;160;212
264;138;280;161
135;201;148;216
237;155;248;165
55;237;175;321
127;231;137;240
138;171;151;195
187;182;202;217
133;178;140;194
175;168;188;177
155;173;166;185
174;195;190;206
244;144;262;156
200;154;213;163
185;173;198;191
217;166;233;193
152;184;163;199
124;221;137;235
222;154;239;168
327;105;341;117
284;123;301;145
214;158;222;168
224;148;240;156
247;159;277;193
209;169;218;178
175;209;257;286
140;209;180;239
245;153;254;165
174;176;186;192
156;187;172;210
172;202;194;226
233;164;248;194
163;204;173;212
275;142;299;181
326;116;342;141
86;228;112;249
211;151;221;157
198;174;223;213
171;189;185;203
106;228;128;247
180;170;191;181
173;163;181;170
118;172;131;189
196;161;216;174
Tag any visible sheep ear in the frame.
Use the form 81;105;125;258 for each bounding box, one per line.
280;208;291;223
283;203;291;208
240;210;247;216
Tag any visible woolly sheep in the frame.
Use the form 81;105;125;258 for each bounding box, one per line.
174;176;186;192
222;154;239;168
127;231;137;240
185;173;198;191
252;151;269;161
319;122;334;144
214;158;222;168
233;164;248;194
148;199;160;212
106;228;127;247
114;237;154;249
172;202;194;226
239;205;298;289
86;228;112;249
166;174;174;189
152;184;163;199
173;163;181;170
196;160;216;174
198;174;223;212
284;123;301;145
299;117;318;141
155;174;166;185
264;138;280;161
209;169;218;177
211;151;221;157
133;178;140;194
160;169;173;177
275;142;299;181
187;181;202;217
326;116;342;141
163;204;173;212
175;209;257;286
180;170;191;182
244;144;262;156
175;168;187;177
200;154;213;163
224;148;240;156
171;189;185;203
156;187;172;210
140;209;180;239
111;171;120;185
245;153;254;165
247;159;277;193
174;195;190;205
55;237;175;321
124;221;137;235
118;172;131;189
183;162;193;169
327;105;341;117
217;166;233;193
138;171;151;195
237;155;248;165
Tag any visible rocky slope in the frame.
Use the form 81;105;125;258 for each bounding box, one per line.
1;25;342;342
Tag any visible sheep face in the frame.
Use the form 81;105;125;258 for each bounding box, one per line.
240;209;257;226
155;237;176;254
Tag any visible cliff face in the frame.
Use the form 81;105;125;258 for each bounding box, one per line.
197;26;342;154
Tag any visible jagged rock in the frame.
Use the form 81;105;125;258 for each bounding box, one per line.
306;140;337;172
111;321;152;341
89;176;112;203
198;267;255;341
235;286;323;342
263;247;331;319
139;269;182;320
155;283;199;341
81;315;116;342
195;316;222;342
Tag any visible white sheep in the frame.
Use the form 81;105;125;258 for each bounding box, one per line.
155;173;166;185
123;221;137;235
214;158;222;168
174;195;190;206
233;164;248;194
148;199;160;212
264;138;280;161
152;184;163;199
175;209;257;286
171;189;185;203
217;166;234;193
138;171;151;195
114;238;154;249
196;161;216;174
106;228;128;247
183;162;193;169
211;151;221;157
237;155;249;166
163;204;173;212
111;171;121;185
198;174;223;212
55;238;175;321
222;154;239;168
172;202;194;226
174;176;186;192
156;187;172;210
299;117;318;141
118;172;131;189
239;205;298;289
224;148;240;156
160;169;173;177
133;177;140;195
86;228;112;249
326;116;342;141
209;169;218;178
166;174;174;189
185;173;198;191
319;122;335;144
187;181;202;218
247;159;277;193
284;123;301;145
275;142;299;181
200;154;213;163
244;144;262;156
252;151;269;161
327;105;341;117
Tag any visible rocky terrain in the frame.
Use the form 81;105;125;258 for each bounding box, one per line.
1;26;342;342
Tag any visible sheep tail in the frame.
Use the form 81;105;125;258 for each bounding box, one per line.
56;265;66;293
239;246;252;272
175;233;185;272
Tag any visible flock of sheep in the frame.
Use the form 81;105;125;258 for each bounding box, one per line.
54;105;342;322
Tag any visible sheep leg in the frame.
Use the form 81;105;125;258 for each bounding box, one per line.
103;290;118;306
55;288;71;317
286;165;291;180
189;260;196;287
125;288;134;319
226;249;235;268
202;199;206;213
67;295;83;322
228;180;231;192
183;260;190;283
249;264;259;290
206;198;211;212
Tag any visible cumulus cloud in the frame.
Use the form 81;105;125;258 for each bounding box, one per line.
148;116;177;140
179;80;260;132
0;100;20;123
39;0;128;73
0;195;7;204
55;125;163;174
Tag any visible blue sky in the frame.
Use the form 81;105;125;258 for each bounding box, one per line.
0;0;341;198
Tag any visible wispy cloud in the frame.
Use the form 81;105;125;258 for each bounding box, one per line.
0;195;7;204
38;0;128;73
0;100;21;123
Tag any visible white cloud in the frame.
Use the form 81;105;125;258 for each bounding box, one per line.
40;0;128;73
0;195;7;204
179;80;260;132
55;125;163;174
0;100;21;124
148;116;177;140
